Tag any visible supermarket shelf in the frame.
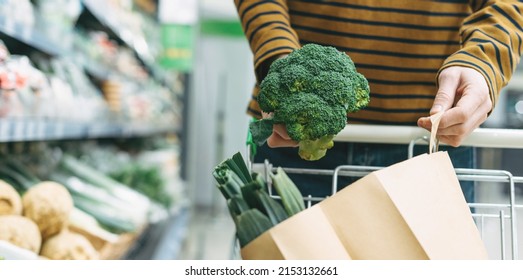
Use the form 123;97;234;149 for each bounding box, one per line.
80;0;155;65
80;55;113;81
0;119;178;143
0;18;63;57
79;0;172;86
0;3;172;86
0;18;115;82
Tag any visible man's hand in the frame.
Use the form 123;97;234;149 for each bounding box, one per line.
259;53;298;148
417;66;492;147
262;112;299;148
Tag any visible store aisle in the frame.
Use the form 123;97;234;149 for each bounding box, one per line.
179;206;237;260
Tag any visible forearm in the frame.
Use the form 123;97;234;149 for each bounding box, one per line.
234;0;300;81
440;0;523;108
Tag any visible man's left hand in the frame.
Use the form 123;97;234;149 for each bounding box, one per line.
417;66;493;147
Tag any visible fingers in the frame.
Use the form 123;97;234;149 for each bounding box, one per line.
417;66;492;147
267;124;299;148
261;111;298;148
435;99;491;146
431;68;461;114
261;111;273;119
416;68;461;132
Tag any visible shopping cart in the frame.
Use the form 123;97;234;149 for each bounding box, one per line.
246;124;523;260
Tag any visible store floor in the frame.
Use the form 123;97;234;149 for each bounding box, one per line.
178;205;237;260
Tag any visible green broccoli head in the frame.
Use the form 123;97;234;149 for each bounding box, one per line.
273;93;346;141
351;72;371;111
254;43;370;161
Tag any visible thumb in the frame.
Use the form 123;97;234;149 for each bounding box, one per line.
432;70;460;115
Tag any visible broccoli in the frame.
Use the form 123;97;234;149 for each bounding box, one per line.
250;43;370;161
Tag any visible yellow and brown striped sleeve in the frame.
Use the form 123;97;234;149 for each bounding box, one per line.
234;0;301;81
440;0;523;108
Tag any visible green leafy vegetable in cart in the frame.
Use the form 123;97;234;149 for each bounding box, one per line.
212;152;305;247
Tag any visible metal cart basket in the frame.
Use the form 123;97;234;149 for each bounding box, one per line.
247;124;523;260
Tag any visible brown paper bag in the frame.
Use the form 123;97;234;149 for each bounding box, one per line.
241;151;488;260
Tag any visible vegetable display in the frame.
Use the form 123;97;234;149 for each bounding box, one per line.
213;152;305;247
22;181;74;240
0;152;160;259
0;215;42;254
250;43;370;161
0;180;22;215
40;230;99;260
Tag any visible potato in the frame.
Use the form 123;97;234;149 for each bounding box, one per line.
40;230;99;260
0;180;22;216
0;215;42;253
22;181;74;239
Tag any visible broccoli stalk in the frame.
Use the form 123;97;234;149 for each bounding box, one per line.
250;43;370;161
298;135;335;161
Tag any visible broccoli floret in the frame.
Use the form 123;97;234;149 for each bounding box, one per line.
273;93;347;141
251;43;370;161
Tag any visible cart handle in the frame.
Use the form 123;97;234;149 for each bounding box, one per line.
335;124;523;149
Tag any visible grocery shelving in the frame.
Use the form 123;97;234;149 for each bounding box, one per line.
0;17;63;57
0;119;178;143
80;0;153;62
0;2;182;141
77;0;173;87
0;0;188;261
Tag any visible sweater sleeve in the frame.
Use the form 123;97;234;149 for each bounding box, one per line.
234;0;301;81
439;0;523;107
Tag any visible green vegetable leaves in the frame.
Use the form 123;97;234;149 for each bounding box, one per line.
249;118;274;146
212;152;305;247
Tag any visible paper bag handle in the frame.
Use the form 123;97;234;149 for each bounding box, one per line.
429;111;444;154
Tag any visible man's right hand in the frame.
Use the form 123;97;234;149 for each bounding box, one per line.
262;112;298;148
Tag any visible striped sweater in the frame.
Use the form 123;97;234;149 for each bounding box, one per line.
235;0;523;125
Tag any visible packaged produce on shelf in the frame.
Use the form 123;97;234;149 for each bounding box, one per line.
38;57;111;122
100;76;181;125
71;30;180;126
0;49;115;122
73;30;149;82
0;0;35;29
0;56;30;118
0;41;9;62
32;0;82;50
83;0;158;61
